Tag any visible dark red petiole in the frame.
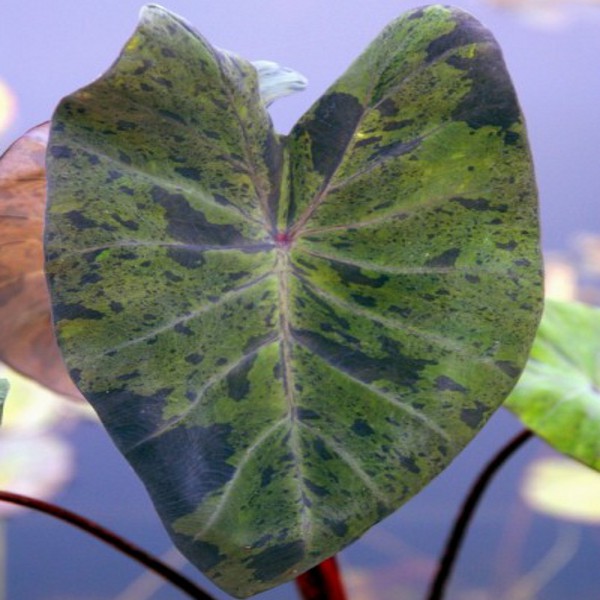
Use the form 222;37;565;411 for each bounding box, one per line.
295;556;348;600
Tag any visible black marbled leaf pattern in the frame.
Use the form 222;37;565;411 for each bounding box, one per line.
45;5;543;597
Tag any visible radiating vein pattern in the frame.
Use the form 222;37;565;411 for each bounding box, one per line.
45;5;542;598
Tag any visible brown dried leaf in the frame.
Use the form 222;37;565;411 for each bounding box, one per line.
0;123;82;400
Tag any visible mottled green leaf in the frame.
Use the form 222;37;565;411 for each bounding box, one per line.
45;4;543;597
506;300;600;470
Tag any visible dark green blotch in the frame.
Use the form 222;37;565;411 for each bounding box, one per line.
174;322;193;336
107;170;124;182
151;186;246;246
407;7;426;20
213;193;233;207
319;323;360;346
261;466;275;488
174;166;202;181
88;386;172;452
164;270;183;283
389;305;412;317
110;301;124;313
174;537;226;572
49;145;73;159
167;247;206;269
228;271;250;282
451;197;496;211
425;248;460;268
185;353;204;365
70;368;82;384
298;282;351;330
426;11;494;64
514;258;531;267
65;210;97;229
133;59;153;76
116;371;140;382
368;137;421;162
503;130;520;145
325;518;348;537
448;44;520;131
226;354;257;401
383;118;414;131
158;108;186;125
116;120;137;131
351;418;375;437
495;360;521;378
377;98;399;117
400;455;421;474
53;302;104;321
293;328;434;389
243;331;278;354
153;76;173;89
295;92;363;177
127;422;236;520
295;257;318;272
119;185;135;196
245;540;305;583
496;240;517;250
111;213;139;231
296;408;320;421
435;375;467;393
118;150;132;165
329;261;389;288
460;401;487;429
313;437;333;460
351;293;376;308
354;135;382;148
80;272;102;285
304;478;329;497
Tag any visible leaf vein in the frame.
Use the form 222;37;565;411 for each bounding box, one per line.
297;421;389;503
291;334;453;445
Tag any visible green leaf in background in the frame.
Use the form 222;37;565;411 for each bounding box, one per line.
45;4;543;596
506;300;600;470
0;379;8;424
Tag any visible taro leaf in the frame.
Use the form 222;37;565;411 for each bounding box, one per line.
506;300;600;471
45;5;543;597
0;123;82;400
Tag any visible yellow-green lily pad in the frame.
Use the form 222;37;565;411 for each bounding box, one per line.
506;299;600;470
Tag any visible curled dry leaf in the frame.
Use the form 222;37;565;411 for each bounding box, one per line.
0;123;83;400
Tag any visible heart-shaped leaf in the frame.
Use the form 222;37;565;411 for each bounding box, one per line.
0;123;82;400
506;300;600;471
45;5;543;596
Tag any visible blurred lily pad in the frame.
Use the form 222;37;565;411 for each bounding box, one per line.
0;365;95;434
0;378;8;423
0;433;74;518
506;299;600;470
521;456;600;523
